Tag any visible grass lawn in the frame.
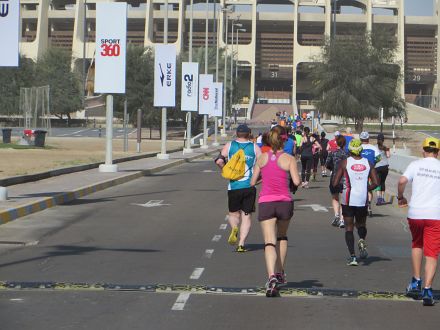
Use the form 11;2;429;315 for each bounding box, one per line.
0;143;54;150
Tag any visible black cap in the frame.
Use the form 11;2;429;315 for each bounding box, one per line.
236;124;251;134
377;133;385;141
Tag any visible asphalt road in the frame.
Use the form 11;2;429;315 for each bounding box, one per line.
0;158;439;329
6;127;137;139
418;130;440;139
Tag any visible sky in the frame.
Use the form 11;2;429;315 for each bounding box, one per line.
405;0;434;16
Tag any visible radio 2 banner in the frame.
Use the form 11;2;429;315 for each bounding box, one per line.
154;44;177;107
0;0;20;67
198;74;214;115
213;82;223;117
94;2;127;94
181;62;199;112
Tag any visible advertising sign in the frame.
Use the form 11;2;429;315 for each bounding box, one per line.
154;44;177;107
213;82;223;117
198;74;214;115
94;2;127;94
0;0;20;67
181;62;199;111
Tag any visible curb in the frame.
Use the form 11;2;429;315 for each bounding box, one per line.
0;149;219;224
0;147;186;187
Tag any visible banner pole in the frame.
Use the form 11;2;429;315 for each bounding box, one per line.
99;94;118;172
158;0;170;159
184;0;194;154
201;0;209;149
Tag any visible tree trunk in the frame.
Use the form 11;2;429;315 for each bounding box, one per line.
354;118;364;133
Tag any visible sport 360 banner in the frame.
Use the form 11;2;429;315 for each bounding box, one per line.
94;2;127;94
0;0;20;67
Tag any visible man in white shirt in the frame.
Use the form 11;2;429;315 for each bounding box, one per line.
398;137;440;306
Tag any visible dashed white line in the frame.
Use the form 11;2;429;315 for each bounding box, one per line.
219;224;227;230
171;293;191;311
204;249;214;259
190;267;204;280
212;235;222;242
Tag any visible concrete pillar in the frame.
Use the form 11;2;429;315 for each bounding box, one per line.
144;0;154;47
72;0;86;61
397;0;405;98
366;0;372;32
249;0;257;103
176;0;185;54
435;0;440;94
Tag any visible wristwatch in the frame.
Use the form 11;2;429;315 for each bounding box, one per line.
397;196;405;200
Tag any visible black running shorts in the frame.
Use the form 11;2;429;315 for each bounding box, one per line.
329;183;342;195
228;187;256;214
341;205;368;218
258;201;294;221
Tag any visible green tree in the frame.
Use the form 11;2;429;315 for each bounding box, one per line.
0;56;35;116
34;48;82;121
311;30;405;132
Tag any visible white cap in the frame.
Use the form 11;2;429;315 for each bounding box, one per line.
360;131;370;140
334;131;341;136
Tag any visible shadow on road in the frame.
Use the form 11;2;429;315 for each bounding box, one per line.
0;245;161;269
285;279;323;288
360;256;392;266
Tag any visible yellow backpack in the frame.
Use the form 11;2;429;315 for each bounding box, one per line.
222;148;246;181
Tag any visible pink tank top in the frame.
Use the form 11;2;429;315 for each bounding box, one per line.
259;151;292;203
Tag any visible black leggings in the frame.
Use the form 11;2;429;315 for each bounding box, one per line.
376;166;389;192
312;153;320;173
301;155;313;182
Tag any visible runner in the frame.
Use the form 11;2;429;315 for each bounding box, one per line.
375;133;390;205
327;131;340;153
215;124;261;252
294;129;303;160
397;137;440;306
325;135;348;228
283;127;296;156
319;131;329;177
299;127;320;188
332;139;379;266
260;132;271;153
251;125;301;297
343;127;354;152
311;133;322;181
359;132;381;216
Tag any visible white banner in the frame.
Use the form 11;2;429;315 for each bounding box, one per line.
213;82;223;117
154;44;177;107
198;74;214;115
0;0;20;67
181;62;199;112
94;2;127;94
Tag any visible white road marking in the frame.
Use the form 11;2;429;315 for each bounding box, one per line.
219;224;227;230
190;268;204;280
171;293;191;311
131;200;171;208
10;298;23;302
299;204;329;212
204;249;214;258
400;220;409;233
212;235;222;242
58;129;89;137
203;170;215;173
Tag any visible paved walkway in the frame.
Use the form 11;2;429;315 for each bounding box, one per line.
0;147;220;224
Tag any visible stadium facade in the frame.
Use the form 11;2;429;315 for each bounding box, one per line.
18;0;440;117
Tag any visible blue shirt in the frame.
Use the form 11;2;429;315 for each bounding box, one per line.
344;135;353;152
228;140;256;190
283;138;295;155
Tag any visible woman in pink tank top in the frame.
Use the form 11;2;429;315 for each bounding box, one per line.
251;125;301;297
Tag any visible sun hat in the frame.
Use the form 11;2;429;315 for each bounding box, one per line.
377;133;385;141
422;137;440;149
236;124;251;134
334;131;341;136
359;131;369;140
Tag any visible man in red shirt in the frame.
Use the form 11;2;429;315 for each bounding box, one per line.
327;131;340;153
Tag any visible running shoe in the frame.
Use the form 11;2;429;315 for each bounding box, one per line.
368;202;373;217
265;275;279;297
339;219;345;229
228;227;239;245
358;239;368;259
331;215;340;227
347;256;358;266
422;288;435;306
406;277;422;299
303;181;309;189
235;245;248;253
275;271;287;286
376;197;385;206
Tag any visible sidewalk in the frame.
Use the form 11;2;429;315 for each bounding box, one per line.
0;147;220;224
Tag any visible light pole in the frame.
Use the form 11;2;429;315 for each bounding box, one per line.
201;0;210;149
184;0;194;154
230;22;242;124
221;6;232;137
332;0;338;39
158;0;170;159
212;2;220;147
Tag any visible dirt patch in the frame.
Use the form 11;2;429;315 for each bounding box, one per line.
0;137;184;179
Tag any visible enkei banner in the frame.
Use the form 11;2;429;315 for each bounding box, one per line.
154;44;177;107
181;62;199;112
213;82;223;117
0;0;20;67
94;2;127;94
198;74;214;115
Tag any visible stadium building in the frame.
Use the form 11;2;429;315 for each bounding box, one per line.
18;0;440;119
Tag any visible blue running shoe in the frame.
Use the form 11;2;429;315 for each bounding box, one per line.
422;288;435;306
406;277;422;299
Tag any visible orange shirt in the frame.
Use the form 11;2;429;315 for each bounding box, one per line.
261;145;272;153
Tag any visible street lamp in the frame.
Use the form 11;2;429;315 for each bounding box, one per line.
201;0;210;149
221;6;233;136
230;22;242;123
